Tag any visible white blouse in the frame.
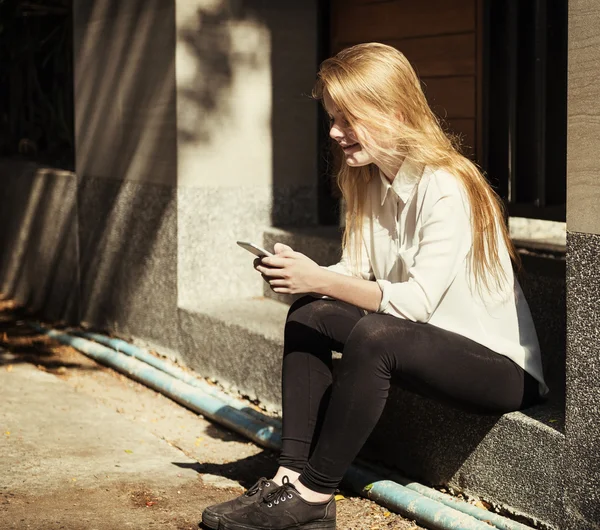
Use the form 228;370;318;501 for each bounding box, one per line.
327;159;549;396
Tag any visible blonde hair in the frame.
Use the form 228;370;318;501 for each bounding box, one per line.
313;42;520;294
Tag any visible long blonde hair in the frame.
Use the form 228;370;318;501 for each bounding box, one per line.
313;42;519;294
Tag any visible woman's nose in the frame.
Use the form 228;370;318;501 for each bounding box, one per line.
329;124;344;141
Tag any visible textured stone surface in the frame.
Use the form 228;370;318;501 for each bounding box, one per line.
77;177;178;351
178;298;289;411
519;254;566;399
0;162;80;322
177;186;272;306
564;231;600;529
362;387;566;528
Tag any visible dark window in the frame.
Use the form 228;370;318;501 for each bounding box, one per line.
482;0;567;221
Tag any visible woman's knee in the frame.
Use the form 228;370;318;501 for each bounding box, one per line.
287;296;341;329
343;314;410;369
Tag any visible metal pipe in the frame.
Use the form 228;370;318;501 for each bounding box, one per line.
344;466;498;530
30;324;281;450
72;330;281;430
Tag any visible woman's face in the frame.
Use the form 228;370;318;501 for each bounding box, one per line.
323;92;374;168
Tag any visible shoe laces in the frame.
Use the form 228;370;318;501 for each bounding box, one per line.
244;477;271;498
263;476;296;508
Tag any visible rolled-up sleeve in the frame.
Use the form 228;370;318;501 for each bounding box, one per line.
376;194;472;322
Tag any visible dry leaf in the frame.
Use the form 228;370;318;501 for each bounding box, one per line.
474;500;491;510
6;365;12;372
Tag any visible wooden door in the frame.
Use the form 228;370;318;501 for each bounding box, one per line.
330;0;481;159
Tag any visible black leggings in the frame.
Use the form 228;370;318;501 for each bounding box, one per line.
278;296;539;494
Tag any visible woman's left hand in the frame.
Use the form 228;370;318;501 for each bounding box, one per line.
256;243;324;294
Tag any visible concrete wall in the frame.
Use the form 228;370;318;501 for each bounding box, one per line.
73;0;179;352
175;0;319;310
565;1;600;527
68;0;320;354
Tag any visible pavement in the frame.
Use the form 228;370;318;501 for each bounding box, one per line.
0;300;422;530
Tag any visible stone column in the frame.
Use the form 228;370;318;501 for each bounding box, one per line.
73;0;179;352
565;1;600;527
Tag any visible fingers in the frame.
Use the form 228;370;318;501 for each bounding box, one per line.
257;265;286;278
274;242;293;255
268;279;287;287
261;255;287;268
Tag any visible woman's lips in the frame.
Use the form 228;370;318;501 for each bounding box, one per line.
342;143;360;154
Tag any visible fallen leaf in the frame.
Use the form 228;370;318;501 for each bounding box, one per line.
474;500;491;510
146;501;156;507
383;511;391;517
4;431;10;437
549;419;558;423
6;365;13;372
124;449;133;454
334;494;345;502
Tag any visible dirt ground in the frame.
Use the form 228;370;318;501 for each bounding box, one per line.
0;298;424;530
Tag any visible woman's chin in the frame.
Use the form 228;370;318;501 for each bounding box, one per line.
345;154;372;167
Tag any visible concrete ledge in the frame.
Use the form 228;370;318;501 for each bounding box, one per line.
0;160;80;322
177;295;565;528
177;298;290;411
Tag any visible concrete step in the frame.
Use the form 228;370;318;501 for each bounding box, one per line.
178;296;564;528
178;297;290;411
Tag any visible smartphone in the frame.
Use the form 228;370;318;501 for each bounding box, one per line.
236;241;273;258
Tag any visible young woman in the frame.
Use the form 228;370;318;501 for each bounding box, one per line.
202;42;548;530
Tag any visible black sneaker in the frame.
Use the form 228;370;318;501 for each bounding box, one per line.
219;476;336;530
200;477;279;529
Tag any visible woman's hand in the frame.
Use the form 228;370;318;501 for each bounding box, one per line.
254;243;324;294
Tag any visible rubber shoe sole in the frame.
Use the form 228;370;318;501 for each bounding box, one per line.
201;507;220;529
219;518;336;530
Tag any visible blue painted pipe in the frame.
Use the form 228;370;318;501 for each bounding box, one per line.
30;324;281;450
344;466;498;530
32;323;535;530
391;474;532;530
73;330;282;430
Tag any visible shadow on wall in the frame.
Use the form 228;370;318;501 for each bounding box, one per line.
0;0;283;343
0;0;182;346
72;0;179;349
177;1;319;226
